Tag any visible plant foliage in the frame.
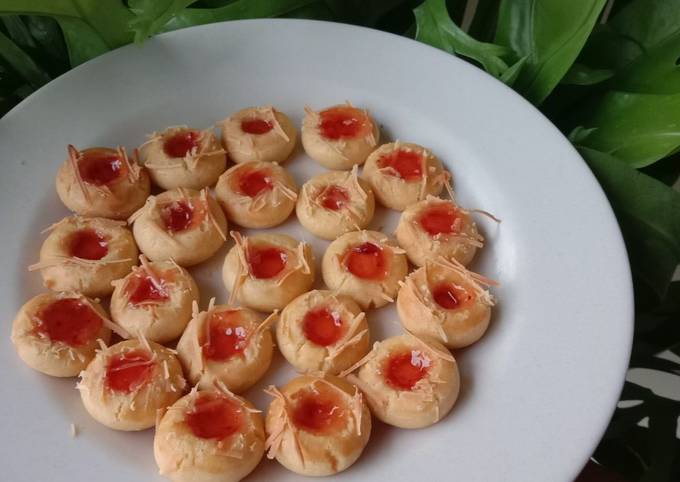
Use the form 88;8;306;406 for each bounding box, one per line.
0;0;678;480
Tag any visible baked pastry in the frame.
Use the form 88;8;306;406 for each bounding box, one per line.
29;216;138;297
154;386;265;482
110;256;200;344
220;105;297;164
139;126;226;190
345;334;459;429
176;303;274;393
214;161;297;229
56;145;150;219
264;375;371;476
321;230;408;309
295;166;375;240
397;258;496;348
276;290;369;375
222;232;315;312
363;142;449;211
301;103;379;169
78;338;186;431
11;292;112;377
395;196;482;267
130;187;227;266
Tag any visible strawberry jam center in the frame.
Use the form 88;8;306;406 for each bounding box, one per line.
431;282;474;310
418;204;459;236
241;118;273;135
292;387;346;434
36;298;102;347
202;310;249;361
320;185;350;211
186;394;244;440
384;350;431;390
319;106;371;140
378;149;424;181
163;130;200;158
161;200;194;232
247;246;287;279
302;307;345;347
78;148;125;186
237;169;273;197
105;349;154;393
68;229;108;260
345;242;388;281
126;273;169;306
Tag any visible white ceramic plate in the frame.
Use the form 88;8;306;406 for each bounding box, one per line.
0;19;633;482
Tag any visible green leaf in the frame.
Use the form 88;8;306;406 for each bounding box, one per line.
577;92;680;168
562;62;614;86
161;0;319;34
579;147;680;297
499;55;527;85
0;28;50;88
22;16;70;76
323;0;410;27
582;0;680;94
639;397;679;482
495;0;607;104
414;0;512;78
55;16;110;67
128;0;196;43
0;1;134;49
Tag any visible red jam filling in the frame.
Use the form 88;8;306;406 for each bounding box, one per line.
237;168;273;198
418;204;459;236
431;282;474;310
78;148;125;186
384;350;431;390
319;105;371;140
36;298;102;347
378;149;424;181
241;118;273;135
302;307;345;347
292;387;346;435
163;130;200;158
202;310;249;361
345;242;388;281
247;246;287;279
68;229;108;260
126;273;169;306
105;349;154;393
186;393;244;440
320;185;350;211
161;200;194;233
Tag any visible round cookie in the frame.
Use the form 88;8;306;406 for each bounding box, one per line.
110;256;200;344
220;105;297;164
78;338;186;431
130;187;227;267
321;230;408;310
11;292;111;377
222;232;315;312
176;304;274;393
363;142;449;211
396;258;496;349
154;388;265;482
56;145;150;219
395;196;483;267
264;375;371;476
276;290;369;375
301;103;379;169
214;161;297;229
139;126;226;190
296;166;375;240
30;216;138;298
346;334;459;429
